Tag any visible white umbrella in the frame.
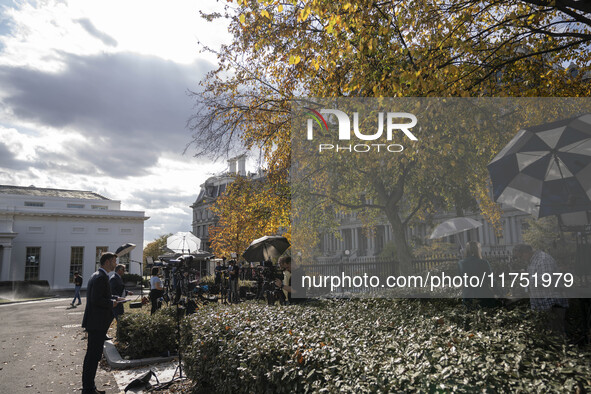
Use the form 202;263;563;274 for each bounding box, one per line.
167;232;201;253
429;217;483;239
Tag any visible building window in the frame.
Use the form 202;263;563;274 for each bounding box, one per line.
25;247;41;281
25;201;44;207
67;203;85;209
96;246;108;271
70;247;84;282
91;205;108;210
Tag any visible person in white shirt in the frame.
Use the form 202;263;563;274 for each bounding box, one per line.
149;267;164;315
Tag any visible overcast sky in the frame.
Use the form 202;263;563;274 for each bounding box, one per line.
0;0;239;245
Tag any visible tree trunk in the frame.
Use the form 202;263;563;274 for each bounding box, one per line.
383;206;414;275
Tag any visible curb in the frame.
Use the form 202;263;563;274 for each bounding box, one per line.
103;341;177;369
0;295;58;305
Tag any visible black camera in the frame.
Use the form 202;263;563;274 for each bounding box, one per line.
258;261;286;305
168;255;194;269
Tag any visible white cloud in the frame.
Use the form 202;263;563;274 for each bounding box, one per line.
0;1;111;71
0;0;235;244
0;0;231;70
0;124;85;162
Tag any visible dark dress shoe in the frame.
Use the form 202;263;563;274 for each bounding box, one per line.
82;389;105;394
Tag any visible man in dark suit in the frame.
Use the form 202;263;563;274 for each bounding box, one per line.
81;252;120;394
109;264;133;322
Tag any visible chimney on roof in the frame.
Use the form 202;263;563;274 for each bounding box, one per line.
227;158;237;174
237;156;246;176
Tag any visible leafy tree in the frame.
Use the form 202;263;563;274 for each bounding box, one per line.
292;98;573;271
189;0;591;271
209;176;290;259
521;216;576;267
143;233;173;274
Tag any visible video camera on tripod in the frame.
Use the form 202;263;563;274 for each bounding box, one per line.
258;260;285;305
165;255;200;272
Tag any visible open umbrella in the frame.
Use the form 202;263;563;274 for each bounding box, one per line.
115;243;144;304
115;243;136;257
242;236;290;263
167;232;201;253
429;218;483;239
488;114;591;218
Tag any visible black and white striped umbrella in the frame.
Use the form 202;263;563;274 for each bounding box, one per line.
488;114;591;218
242;235;290;263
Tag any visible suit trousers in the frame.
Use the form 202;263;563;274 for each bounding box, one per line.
546;306;567;340
150;289;163;315
229;279;239;303
82;329;107;393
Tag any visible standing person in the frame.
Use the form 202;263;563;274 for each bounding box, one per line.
279;257;291;301
274;256;305;304
214;260;223;287
149;267;164;315
72;272;83;307
457;241;497;310
81;252;121;394
227;260;239;303
512;244;569;338
109;264;133;322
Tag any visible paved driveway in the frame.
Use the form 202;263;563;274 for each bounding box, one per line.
0;297;119;393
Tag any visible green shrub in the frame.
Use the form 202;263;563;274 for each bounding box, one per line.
181;299;591;393
200;275;215;287
116;307;177;359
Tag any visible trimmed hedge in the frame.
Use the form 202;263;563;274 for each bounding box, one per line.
181;299;591;393
116;307;177;359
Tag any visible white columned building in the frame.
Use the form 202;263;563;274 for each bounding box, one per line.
0;185;148;290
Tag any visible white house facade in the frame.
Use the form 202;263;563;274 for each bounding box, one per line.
0;185;148;290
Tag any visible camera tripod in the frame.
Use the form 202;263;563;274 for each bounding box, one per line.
219;274;229;305
151;297;187;391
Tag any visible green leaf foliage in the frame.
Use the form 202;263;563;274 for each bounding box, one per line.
115;307;177;359
181;299;591;393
